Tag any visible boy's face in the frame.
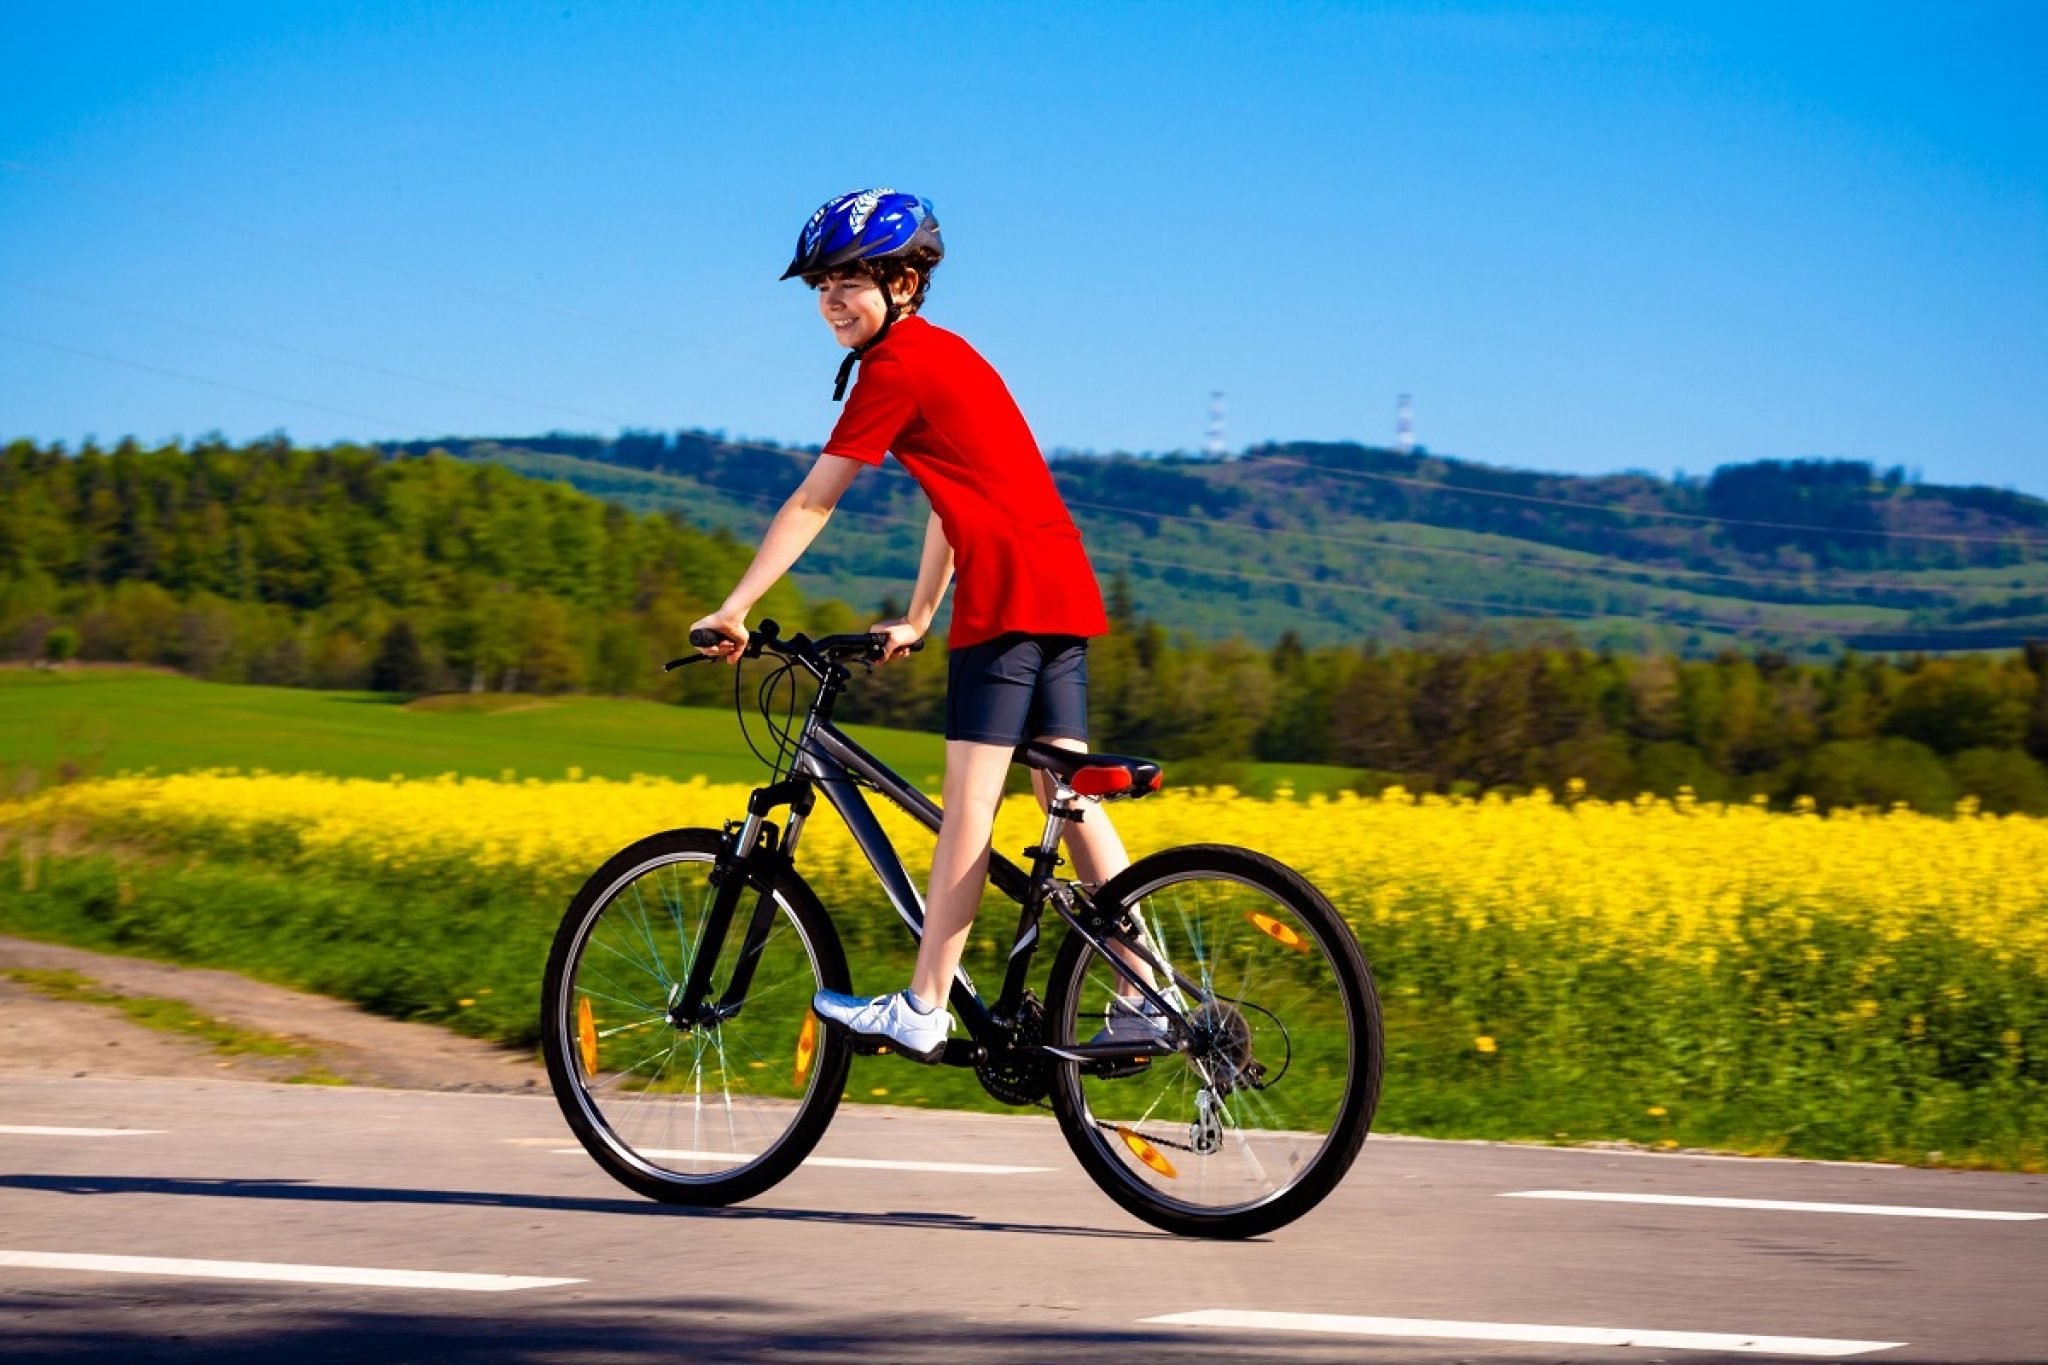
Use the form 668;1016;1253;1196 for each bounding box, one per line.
814;269;909;349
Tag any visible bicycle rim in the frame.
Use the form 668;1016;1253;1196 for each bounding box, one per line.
554;849;830;1186
1055;864;1359;1220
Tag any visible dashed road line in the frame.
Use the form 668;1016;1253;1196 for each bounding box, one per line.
0;1250;581;1292
1142;1309;1904;1356
0;1125;162;1138
549;1148;1049;1174
1503;1189;2047;1221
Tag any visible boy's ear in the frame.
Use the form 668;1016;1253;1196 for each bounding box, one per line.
891;268;920;308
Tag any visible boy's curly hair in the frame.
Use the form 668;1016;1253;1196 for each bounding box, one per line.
806;244;941;312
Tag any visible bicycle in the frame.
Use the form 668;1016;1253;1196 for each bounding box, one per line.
540;620;1383;1238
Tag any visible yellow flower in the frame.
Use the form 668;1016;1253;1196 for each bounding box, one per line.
1646;1106;1667;1117
1475;1036;1497;1054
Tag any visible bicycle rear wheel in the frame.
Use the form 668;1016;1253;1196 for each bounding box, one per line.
541;827;852;1205
1045;844;1382;1239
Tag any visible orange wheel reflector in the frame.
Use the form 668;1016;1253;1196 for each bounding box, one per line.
1248;911;1310;951
793;1011;818;1087
1116;1125;1178;1179
576;996;599;1077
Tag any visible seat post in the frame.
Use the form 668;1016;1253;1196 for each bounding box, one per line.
1028;781;1081;880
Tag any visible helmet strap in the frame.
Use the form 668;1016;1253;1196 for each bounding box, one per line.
830;288;903;402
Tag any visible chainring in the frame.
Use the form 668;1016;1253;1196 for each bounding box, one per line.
975;990;1053;1107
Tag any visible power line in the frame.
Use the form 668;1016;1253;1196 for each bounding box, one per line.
1;279;633;427
0;158;719;354
0;332;439;435
1257;455;2048;547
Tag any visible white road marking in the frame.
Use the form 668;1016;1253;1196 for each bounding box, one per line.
0;1250;580;1292
1504;1189;2047;1221
1368;1132;1905;1168
1143;1310;1903;1356
0;1125;161;1137
550;1148;1048;1174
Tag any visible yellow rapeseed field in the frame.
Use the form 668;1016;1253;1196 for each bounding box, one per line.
11;770;2046;964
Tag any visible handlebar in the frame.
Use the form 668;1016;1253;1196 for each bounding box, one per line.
663;619;926;673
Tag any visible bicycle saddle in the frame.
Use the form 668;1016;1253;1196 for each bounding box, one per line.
1013;740;1164;800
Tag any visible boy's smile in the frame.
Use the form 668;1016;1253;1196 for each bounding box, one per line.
816;272;910;349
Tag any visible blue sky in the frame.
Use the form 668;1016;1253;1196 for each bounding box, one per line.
2;2;2042;493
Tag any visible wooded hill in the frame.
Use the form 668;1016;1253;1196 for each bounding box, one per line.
0;436;796;709
401;429;2048;658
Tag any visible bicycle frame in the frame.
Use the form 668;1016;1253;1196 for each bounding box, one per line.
671;646;1197;1069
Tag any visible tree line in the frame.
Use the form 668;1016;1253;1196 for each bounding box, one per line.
5;436;2047;813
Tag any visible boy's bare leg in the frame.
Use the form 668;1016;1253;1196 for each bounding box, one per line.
908;739;1014;1010
1028;736;1154;993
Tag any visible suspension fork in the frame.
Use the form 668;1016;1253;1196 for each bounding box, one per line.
671;779;813;1026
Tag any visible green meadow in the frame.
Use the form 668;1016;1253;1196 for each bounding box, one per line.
0;666;1360;796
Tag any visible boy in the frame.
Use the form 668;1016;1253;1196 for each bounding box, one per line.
689;188;1159;1061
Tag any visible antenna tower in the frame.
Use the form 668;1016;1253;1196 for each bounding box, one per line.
1396;393;1414;455
1206;391;1226;459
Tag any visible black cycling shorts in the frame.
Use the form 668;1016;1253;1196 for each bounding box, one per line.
944;632;1090;746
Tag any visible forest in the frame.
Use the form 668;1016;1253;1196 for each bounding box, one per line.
5;434;2047;813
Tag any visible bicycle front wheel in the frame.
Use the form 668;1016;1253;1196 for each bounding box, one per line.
1045;844;1382;1239
541;827;852;1206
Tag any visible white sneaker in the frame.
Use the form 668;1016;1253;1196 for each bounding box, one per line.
1088;994;1168;1047
811;989;952;1064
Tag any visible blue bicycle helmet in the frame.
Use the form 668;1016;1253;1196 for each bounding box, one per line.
780;188;943;282
783;188;944;399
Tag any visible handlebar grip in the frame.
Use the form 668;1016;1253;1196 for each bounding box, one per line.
688;627;728;648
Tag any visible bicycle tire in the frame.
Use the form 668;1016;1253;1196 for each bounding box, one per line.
541;827;852;1206
1045;843;1382;1239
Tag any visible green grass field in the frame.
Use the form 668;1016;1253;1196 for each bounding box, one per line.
0;667;1360;797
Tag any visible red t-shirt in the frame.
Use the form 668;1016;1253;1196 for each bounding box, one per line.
823;316;1109;650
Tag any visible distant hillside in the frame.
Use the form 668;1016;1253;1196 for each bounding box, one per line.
393;430;2048;657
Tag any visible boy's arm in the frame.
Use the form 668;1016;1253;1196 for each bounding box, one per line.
692;455;865;661
871;511;953;662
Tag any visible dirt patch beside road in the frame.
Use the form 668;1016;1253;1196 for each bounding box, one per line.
0;935;545;1092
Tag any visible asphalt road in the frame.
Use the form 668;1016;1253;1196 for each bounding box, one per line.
1;1075;2043;1363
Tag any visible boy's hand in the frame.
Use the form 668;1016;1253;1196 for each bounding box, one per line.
690;609;750;667
868;618;924;664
